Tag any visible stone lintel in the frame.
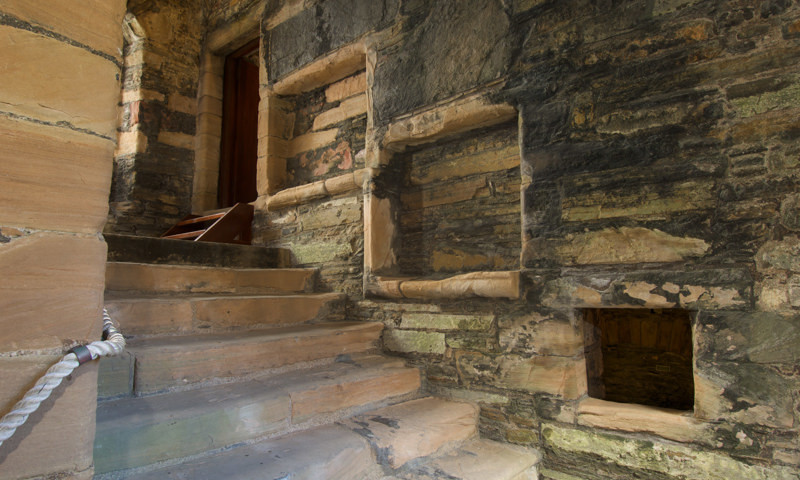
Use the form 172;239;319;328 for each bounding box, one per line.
577;398;704;444
272;42;367;96
266;168;368;211
383;94;517;151
370;271;520;300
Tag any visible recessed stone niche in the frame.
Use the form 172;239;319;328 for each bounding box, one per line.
364;94;521;300
257;42;369;212
584;308;694;411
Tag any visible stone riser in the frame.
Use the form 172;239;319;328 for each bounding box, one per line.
129;322;384;394
95;355;421;474
105;262;317;295
105;399;540;480
104;292;346;337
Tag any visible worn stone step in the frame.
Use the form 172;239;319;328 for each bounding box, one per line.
104;292;346;336
95;354;419;475
397;438;541;480
126;322;384;394
111;425;384;480
341;396;479;469
105;262;317;295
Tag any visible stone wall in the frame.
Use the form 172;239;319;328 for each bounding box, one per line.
0;1;124;477
253;1;800;478
106;0;204;236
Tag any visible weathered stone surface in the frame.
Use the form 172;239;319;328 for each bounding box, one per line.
130;425;382;480
542;423;800;480
498;355;586;399
0;233;105;351
577;398;705;443
342;397;479;468
0;26;121;138
313;94;368;130
372;0;515;125
0;117;114;233
268;0;395;83
105;263;315;295
400;313;494;331
97;351;135;399
130;322;383;393
1;0;125;59
267;169;366;211
410;438;540;480
384;328;446;354
371;271;520;300
326;71;367;103
0;357;97;479
553;227;710;265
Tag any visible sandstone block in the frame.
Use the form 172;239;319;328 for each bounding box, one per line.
555;227;710;265
0;0;125;60
0;117;114;233
342;397;479;468
313;94;368;130
0;357;97;478
272;42;366;96
364;195;397;272
288;128;340;157
0;26;121;138
577;398;704;443
0;233;105;351
498;355;586;399
420;438;540;480
157;130;194;150
326;71;367;103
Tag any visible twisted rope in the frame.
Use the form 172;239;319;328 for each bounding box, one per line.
0;308;125;448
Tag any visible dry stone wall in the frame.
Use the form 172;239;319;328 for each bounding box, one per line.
253;0;800;478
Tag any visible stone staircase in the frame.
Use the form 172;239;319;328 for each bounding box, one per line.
94;253;540;479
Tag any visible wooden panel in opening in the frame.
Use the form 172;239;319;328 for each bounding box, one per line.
218;38;260;208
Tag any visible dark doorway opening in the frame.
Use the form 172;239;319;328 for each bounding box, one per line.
584;308;694;411
218;38;260;208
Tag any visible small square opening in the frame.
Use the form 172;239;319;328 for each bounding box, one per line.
583;308;694;411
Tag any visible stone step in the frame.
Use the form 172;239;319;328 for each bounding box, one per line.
105;262;317;295
341;396;480;469
104;233;290;268
104;292;346;337
109;425;384;480
124;322;384;394
395;438;541;480
95;355;420;475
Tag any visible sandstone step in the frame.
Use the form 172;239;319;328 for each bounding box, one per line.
397;438;541;480
105;262;317;295
341;396;479;469
95;355;419;475
126;322;384;394
104;292;346;337
111;425;384;480
104;233;290;268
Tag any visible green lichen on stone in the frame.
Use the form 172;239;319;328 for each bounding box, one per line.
290;241;353;265
542;424;800;480
400;312;494;331
539;468;591;480
732;82;800;118
506;428;539;444
383;329;446;354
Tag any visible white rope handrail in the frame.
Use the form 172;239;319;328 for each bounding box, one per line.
0;308;125;448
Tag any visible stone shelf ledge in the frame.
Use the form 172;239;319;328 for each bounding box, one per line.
271;41;366;96
367;271;520;300
264;168;370;211
578;398;704;444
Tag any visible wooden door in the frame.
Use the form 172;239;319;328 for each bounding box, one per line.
218;39;260;208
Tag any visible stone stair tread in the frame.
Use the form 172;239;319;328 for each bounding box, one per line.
128;322;384;393
105;262;317;295
104;292;346;337
95;355;420;475
340;396;479;469
399;438;540;480
116;425;384;480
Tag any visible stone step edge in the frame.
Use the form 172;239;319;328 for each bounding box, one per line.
95;358;422;476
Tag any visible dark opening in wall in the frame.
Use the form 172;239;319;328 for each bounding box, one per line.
584;308;694;411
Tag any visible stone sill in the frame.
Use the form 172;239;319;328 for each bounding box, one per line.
367;271;520;300
578;398;703;443
263;168;369;211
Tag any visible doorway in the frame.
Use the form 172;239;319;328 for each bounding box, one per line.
218;38;260;208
